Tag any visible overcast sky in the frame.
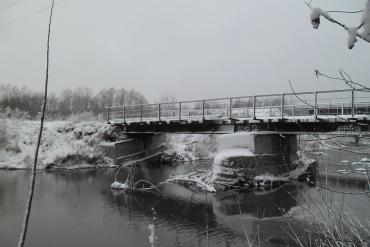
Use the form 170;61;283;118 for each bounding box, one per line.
0;0;369;102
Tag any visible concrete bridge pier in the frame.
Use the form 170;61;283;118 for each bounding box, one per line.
101;133;166;164
212;132;307;189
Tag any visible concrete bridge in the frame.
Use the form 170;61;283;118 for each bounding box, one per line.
104;89;370;187
107;89;370;134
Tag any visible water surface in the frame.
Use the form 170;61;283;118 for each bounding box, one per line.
0;156;369;247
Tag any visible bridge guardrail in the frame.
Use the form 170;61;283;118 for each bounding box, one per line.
106;89;370;123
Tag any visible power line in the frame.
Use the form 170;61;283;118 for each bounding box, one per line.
0;0;68;30
0;0;25;11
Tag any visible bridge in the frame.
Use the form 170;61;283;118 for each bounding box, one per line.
106;89;370;134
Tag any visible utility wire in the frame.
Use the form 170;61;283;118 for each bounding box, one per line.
16;0;54;246
0;0;25;11
0;0;66;30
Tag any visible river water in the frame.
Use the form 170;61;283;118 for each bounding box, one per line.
1;149;369;247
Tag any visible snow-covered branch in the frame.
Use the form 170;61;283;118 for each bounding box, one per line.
306;0;370;49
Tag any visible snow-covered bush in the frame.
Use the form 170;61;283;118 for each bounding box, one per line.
68;111;99;123
0;120;118;169
0;106;30;120
0;117;7;147
166;134;216;161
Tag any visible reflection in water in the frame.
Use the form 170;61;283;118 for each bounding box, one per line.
0;159;367;247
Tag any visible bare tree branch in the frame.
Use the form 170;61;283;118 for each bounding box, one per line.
17;1;55;246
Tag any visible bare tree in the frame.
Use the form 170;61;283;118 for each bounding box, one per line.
17;1;55;246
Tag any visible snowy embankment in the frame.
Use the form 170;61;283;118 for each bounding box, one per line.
165;134;216;161
0;119;121;170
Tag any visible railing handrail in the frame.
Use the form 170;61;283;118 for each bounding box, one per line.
106;88;370;110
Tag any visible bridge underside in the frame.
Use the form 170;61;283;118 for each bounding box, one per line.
111;116;370;134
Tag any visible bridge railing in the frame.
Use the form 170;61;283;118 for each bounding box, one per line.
106;89;370;123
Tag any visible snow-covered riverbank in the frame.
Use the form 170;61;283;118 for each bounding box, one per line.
0;119;218;170
0;119;122;169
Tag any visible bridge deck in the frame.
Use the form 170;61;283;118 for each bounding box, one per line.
107;89;370;133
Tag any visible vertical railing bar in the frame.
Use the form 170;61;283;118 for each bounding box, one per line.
179;102;182;121
351;90;355;117
314;91;318;119
123;106;126;123
253;96;256;119
281;94;284;119
229;98;232;118
140;104;143;122
202;100;205;121
158;104;161;121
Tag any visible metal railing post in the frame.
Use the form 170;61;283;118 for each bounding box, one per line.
179;102;182;121
202;100;205;121
281;94;284;119
140;104;143;122
229;98;232;118
158;104;161;121
314;91;318;119
253;96;256;119
123;106;126;123
351;90;355;117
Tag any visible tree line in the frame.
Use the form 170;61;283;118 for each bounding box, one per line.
0;84;147;120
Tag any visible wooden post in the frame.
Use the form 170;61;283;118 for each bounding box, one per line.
158;104;161;121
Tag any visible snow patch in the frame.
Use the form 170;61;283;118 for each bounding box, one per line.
310;7;330;29
212;148;254;182
111;181;129;190
347;27;358;49
165;134;216;161
216;132;254;150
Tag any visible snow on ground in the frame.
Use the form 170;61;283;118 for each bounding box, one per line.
215;131;254;150
212;148;255;182
165;134;216;161
0;119;116;169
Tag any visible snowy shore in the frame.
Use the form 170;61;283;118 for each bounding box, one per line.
0;120;217;170
0;119;121;169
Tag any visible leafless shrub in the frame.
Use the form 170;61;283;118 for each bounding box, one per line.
0;116;7;147
67;111;98;123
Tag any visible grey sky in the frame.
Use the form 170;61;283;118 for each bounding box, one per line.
0;0;369;102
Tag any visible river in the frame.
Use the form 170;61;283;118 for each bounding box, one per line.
0;149;369;247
